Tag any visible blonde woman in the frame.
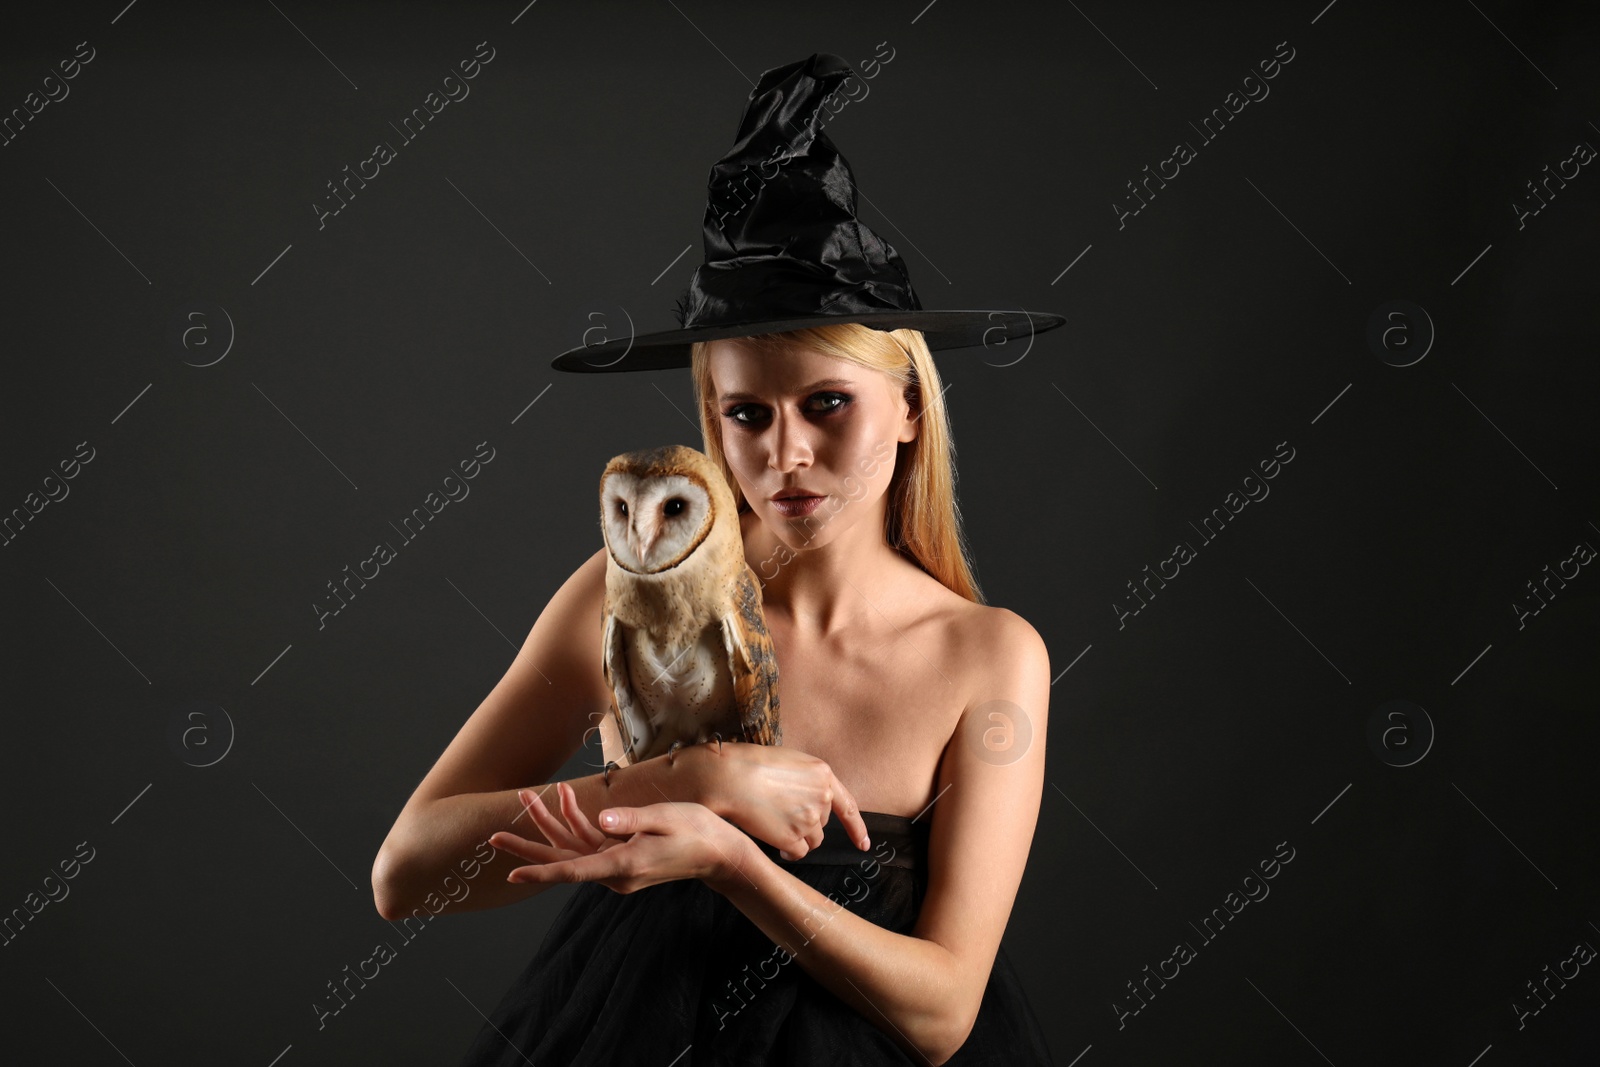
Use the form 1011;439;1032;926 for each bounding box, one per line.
374;52;1064;1066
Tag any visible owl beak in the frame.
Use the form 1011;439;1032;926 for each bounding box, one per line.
635;517;660;560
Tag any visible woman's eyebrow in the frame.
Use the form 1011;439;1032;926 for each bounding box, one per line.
719;377;856;403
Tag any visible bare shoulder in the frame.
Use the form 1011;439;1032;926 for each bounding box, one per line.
578;543;608;591
898;562;1044;660
893;563;1049;705
956;600;1049;703
965;601;1047;662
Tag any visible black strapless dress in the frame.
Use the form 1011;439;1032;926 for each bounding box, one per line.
456;810;1055;1065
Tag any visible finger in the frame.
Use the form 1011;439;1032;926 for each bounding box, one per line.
489;830;581;867
829;775;871;850
520;787;579;850
556;781;609;850
594;802;680;838
507;860;578;884
508;849;634;885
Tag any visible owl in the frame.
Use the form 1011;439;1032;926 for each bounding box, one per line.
597;445;781;777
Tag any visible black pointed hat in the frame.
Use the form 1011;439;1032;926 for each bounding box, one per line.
550;52;1064;373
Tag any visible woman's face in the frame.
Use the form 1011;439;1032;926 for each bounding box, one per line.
707;339;918;550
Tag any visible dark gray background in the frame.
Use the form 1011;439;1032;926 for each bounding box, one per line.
3;1;1597;1064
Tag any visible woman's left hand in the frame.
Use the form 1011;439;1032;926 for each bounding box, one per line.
491;781;756;894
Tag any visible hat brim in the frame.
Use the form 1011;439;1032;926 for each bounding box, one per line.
548;309;1066;373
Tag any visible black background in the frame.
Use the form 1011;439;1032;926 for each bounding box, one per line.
2;1;1597;1064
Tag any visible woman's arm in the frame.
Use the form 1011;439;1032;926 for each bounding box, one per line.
706;610;1052;1066
375;743;723;919
375;544;876;920
372;546;722;919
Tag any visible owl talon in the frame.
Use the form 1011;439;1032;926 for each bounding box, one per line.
603;760;618;786
666;740;684;764
711;731;724;753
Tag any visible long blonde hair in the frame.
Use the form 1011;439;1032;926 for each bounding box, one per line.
689;322;985;604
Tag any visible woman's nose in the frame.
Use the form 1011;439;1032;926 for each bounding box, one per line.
766;409;814;472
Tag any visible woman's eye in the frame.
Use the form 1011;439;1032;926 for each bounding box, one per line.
723;393;852;426
812;393;850;413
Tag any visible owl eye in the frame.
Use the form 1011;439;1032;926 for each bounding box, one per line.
616;499;628;517
663;497;685;517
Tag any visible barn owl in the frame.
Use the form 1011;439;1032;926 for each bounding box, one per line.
597;445;781;778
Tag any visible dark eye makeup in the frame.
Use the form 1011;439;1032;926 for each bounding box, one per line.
722;392;853;427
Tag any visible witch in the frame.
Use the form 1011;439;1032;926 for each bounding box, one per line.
373;52;1065;1066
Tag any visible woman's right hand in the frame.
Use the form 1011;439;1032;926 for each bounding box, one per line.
695;741;871;859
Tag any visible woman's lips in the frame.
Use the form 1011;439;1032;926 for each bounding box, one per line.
771;494;825;517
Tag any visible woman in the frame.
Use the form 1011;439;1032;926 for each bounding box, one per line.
373;320;1055;1065
375;49;1064;1066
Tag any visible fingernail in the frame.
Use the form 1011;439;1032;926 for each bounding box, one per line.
600;811;618;827
862;836;871;850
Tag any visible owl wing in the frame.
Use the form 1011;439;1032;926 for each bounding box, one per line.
719;563;782;746
601;601;654;764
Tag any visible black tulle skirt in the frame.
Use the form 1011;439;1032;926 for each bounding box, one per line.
457;810;1055;1065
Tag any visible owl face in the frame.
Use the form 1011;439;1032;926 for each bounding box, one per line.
600;471;715;573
